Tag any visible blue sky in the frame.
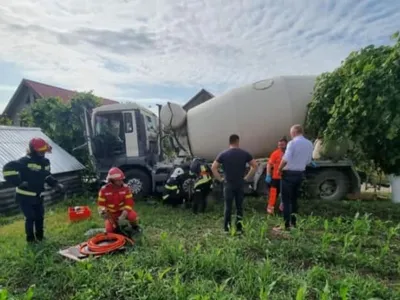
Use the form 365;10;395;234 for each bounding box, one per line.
1;0;399;114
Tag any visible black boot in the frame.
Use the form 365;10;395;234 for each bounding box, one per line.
36;234;45;242
26;235;36;244
131;224;142;236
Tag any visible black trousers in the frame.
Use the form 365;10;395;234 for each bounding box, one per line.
192;181;211;214
281;171;304;229
17;194;45;242
163;192;184;207
223;182;244;232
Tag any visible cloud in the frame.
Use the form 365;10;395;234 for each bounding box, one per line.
0;0;399;104
0;84;16;92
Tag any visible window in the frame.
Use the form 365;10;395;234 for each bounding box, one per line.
93;113;125;157
94;113;124;140
124;112;133;133
145;115;156;131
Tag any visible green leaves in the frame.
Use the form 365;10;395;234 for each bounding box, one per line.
305;32;400;175
18;92;101;166
0;115;12;125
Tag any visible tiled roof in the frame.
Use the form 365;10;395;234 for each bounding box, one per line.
24;79;118;105
0;126;85;182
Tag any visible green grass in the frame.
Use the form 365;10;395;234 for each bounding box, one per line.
1;195;400;300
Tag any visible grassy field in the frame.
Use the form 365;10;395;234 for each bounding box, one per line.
0;195;400;300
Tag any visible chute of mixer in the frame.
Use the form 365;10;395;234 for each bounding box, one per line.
159;102;192;158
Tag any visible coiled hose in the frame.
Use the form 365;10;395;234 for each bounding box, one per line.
79;233;135;256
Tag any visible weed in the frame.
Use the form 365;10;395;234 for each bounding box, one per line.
0;197;400;299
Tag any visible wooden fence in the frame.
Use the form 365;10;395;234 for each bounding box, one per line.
0;172;83;215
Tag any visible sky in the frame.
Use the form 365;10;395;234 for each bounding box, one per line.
0;0;399;115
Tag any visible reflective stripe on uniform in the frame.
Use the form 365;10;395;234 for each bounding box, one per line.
194;165;212;188
165;185;178;190
194;178;212;188
107;204;115;208
45;165;50;171
123;205;132;210
16;188;37;196
162;195;169;200
27;163;42;171
98;197;106;202
125;194;133;198
3;170;19;176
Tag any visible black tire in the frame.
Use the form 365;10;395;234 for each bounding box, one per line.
125;169;151;200
307;169;349;201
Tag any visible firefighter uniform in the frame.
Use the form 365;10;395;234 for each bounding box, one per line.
190;158;212;214
162;167;186;207
2;138;61;243
266;148;284;214
97;182;138;233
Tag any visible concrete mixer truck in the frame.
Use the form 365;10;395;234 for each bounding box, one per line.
81;75;361;201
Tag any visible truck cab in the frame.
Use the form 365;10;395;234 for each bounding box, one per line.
86;103;161;197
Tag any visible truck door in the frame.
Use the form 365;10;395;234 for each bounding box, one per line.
83;107;98;174
123;111;139;157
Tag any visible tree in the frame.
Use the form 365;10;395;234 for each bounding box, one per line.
0;115;12;125
20;92;102;165
306;32;400;175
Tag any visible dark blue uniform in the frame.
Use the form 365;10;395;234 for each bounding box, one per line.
162;167;188;207
2;154;59;242
190;158;212;214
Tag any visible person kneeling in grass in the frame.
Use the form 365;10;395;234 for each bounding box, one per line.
97;167;140;235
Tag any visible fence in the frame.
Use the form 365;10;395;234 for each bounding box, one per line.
0;172;83;215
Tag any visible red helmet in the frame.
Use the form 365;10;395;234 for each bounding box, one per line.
106;167;125;181
29;138;52;153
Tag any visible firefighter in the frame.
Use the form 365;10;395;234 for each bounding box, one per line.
2;138;64;243
97;167;140;234
162;167;186;207
190;157;213;214
265;137;287;215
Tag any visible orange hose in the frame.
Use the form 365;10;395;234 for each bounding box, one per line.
79;233;135;256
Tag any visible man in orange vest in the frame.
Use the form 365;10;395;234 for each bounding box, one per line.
265;137;287;214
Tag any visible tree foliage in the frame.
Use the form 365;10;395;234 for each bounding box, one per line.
0;115;12;125
306;32;400;175
20;92;102;165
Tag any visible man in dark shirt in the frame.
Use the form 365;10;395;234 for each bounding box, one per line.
211;134;258;233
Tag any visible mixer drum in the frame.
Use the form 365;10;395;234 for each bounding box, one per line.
186;76;317;161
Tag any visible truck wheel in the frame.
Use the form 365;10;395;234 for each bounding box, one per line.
307;169;349;201
125;169;151;200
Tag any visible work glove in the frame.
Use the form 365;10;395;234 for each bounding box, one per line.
265;175;272;184
118;210;129;226
310;160;318;168
98;208;107;220
118;210;128;221
20;181;29;189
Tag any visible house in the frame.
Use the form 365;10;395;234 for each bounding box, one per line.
183;88;214;111
0;126;85;215
2;79;119;126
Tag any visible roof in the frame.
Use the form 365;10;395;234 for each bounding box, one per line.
24;79;118;105
0;126;85;182
93;102;156;116
2;79;119;115
183;88;214;111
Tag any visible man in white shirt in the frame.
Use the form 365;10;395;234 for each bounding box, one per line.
275;124;314;232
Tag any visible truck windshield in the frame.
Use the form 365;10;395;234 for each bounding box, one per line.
93;113;125;157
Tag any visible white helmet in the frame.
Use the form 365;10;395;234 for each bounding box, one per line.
170;167;184;179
